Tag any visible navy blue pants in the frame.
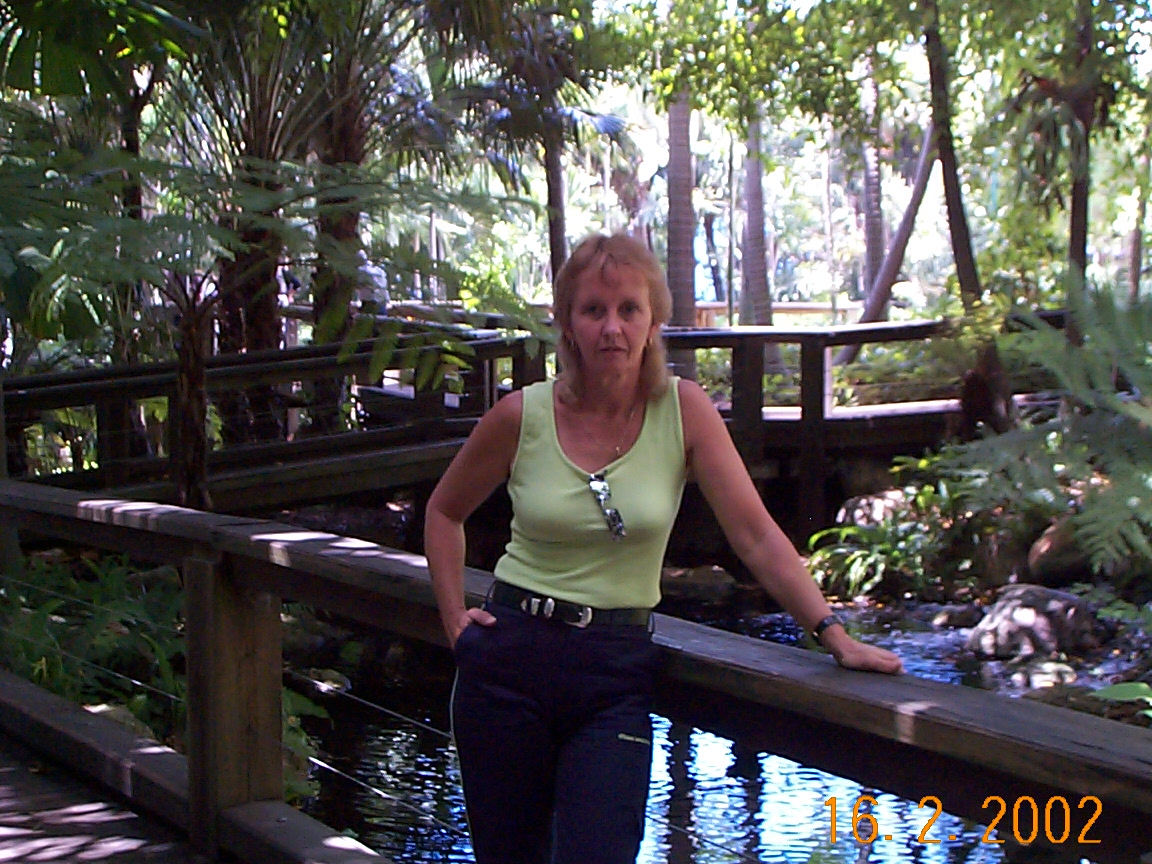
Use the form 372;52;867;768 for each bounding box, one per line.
450;599;660;864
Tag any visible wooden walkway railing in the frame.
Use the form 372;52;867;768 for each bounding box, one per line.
1;480;1150;864
3;320;957;533
2;326;547;485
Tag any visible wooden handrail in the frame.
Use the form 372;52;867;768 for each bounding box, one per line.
1;478;1150;863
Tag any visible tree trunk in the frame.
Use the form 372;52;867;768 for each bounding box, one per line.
667;92;696;378
1129;131;1149;303
667;94;696;325
924;2;982;310
215;223;284;443
702;212;725;302
860;65;885;300
1065;0;1097;346
836;123;936;365
743;114;784;373
311;208;360;435
544;122;567;286
173;307;212;511
823;125;837;316
742;117;772;326
311;54;370;434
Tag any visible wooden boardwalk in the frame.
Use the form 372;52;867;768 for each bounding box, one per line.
0;730;208;863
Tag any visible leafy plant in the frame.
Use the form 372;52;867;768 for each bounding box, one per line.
0;549;327;802
808;509;939;600
282;685;330;804
1090;683;1152;720
931;290;1152;583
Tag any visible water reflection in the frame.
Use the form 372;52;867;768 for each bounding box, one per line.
302;676;1060;864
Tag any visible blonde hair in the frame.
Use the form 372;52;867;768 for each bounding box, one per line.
553;232;672;403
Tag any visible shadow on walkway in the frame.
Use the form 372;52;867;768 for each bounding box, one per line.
0;731;208;863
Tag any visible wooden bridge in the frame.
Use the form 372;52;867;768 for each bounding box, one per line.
3;318;976;539
0;480;1149;864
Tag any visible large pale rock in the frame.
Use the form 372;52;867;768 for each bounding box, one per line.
835;489;908;526
1027;517;1092;587
965;584;1108;660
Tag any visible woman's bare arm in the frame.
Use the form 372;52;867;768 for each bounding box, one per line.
424;391;522;647
678;379;902;673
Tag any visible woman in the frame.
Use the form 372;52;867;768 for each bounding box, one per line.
424;232;902;864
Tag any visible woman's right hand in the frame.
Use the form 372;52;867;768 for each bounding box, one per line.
448;606;498;649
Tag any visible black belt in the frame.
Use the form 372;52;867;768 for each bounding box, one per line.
490;581;652;629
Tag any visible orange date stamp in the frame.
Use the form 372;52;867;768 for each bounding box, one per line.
825;794;1104;845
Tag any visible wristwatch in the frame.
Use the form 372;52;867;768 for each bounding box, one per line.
811;613;844;643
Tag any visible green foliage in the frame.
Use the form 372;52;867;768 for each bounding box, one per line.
808;487;945;599
0;552;186;741
282;685;329;803
0;0;204;98
0;549;327;802
931;291;1152;581
1090;682;1152;720
1067;582;1152;632
694;347;731;403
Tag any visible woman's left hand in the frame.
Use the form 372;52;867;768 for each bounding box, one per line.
827;636;904;674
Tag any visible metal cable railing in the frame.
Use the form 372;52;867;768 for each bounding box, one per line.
0;623;183;706
0;572;183;637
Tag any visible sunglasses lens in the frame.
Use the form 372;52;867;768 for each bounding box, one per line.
604;507;625;539
588;473;626;539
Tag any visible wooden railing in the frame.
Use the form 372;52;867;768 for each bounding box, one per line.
2;326;547;488
4;319;956;532
1;479;1150;864
665;319;950;536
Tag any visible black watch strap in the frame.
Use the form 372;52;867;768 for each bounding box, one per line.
811;613;843;642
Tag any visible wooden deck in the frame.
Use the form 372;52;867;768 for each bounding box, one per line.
2;480;1150;863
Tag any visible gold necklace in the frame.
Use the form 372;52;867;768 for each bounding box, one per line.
609;405;638;457
579;402;638;458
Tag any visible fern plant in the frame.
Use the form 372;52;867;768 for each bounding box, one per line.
934;290;1152;582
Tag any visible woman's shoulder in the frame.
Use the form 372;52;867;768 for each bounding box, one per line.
675;376;713;411
675;377;725;445
488;387;525;419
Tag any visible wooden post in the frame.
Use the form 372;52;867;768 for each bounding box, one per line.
0;373;20;574
184;552;282;857
512;341;547;391
730;338;765;464
95;397;132;487
797;336;832;541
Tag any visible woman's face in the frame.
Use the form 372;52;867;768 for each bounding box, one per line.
566;257;658;384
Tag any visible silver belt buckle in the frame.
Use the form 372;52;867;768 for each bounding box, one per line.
524;596;556;618
570;606;593;628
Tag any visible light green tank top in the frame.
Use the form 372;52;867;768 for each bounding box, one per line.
493;378;686;609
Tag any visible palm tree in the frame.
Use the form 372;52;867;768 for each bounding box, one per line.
163;6;332;441
428;0;618;285
307;0;426;433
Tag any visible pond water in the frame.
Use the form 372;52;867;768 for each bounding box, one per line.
297;635;1101;864
280;500;1137;863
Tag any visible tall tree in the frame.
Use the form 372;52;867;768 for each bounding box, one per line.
741;114;771;326
667;94;696;328
429;0;619;285
165;5;331;441
1128;111;1152;303
307;0;426;433
923;0;982;309
859;62;885;301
